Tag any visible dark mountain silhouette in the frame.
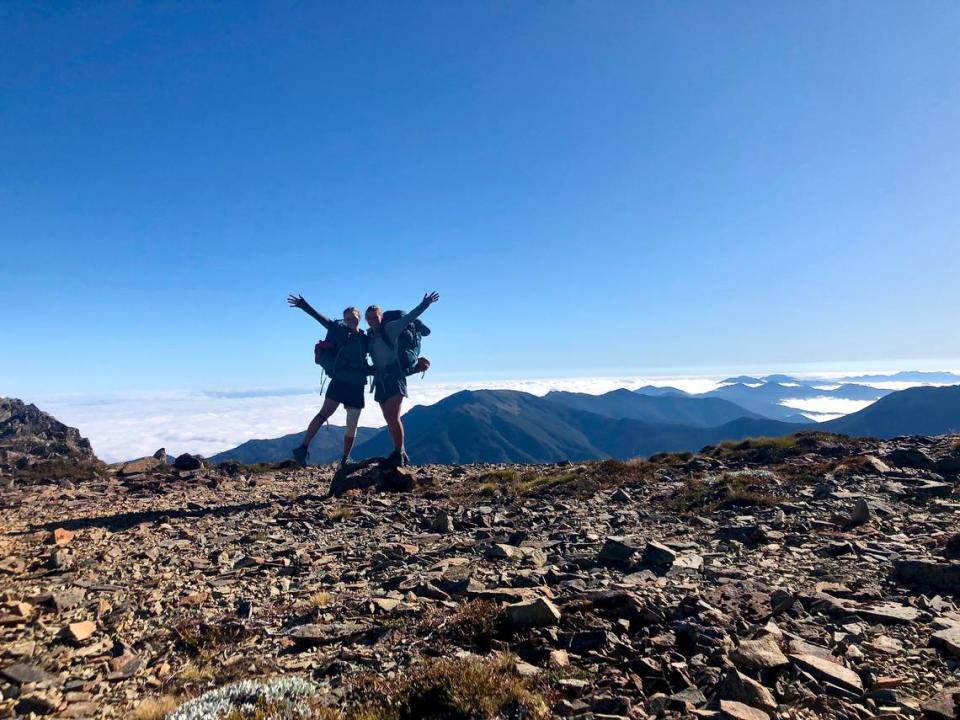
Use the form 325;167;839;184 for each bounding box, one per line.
822;385;960;438
546;388;762;426
633;385;690;397
353;390;803;464
210;425;379;466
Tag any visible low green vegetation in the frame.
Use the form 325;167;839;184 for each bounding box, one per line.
665;471;784;514
166;655;548;720
473;459;653;500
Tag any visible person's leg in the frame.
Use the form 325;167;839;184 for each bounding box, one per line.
341;407;361;463
300;397;340;450
380;394;404;451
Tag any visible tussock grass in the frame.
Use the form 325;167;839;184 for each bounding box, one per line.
353;654;549;720
329;506;355;522
132;695;178;720
664;471;784;514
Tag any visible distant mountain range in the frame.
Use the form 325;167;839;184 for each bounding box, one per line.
545;388;764;426
209;426;379;466
635;375;890;421
351;390;800;464
204;380;960;466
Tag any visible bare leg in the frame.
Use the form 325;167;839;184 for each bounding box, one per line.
342;434;355;457
379;394;404;450
300;397;340;449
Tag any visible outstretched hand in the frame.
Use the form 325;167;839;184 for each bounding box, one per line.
287;294;307;309
423;291;440;306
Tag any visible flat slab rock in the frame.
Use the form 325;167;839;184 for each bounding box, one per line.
288;622;371;645
921;686;960;720
1;663;56;685
719;699;770;720
788;652;863;694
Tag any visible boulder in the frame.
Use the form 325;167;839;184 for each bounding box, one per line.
174;453;203;471
642;540;677;566
328;460;416;496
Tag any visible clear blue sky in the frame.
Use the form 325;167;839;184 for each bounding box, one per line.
3;2;959;397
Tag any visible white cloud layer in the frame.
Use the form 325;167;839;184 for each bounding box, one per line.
778;397;875;415
32;369;958;463
37;374;726;462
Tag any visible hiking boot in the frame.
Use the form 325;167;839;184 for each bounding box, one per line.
337;454;350;472
292;446;309;467
384;449;403;469
400;449;411;467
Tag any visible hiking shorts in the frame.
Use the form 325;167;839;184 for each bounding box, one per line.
326;379;365;409
374;370;407;404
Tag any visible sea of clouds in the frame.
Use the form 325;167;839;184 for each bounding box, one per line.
34;370;959;463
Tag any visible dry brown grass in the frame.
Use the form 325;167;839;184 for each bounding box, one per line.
132;695;178;720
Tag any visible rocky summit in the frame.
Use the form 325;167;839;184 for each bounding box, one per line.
0;398;96;474
2;433;960;719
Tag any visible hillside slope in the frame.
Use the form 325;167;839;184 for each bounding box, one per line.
823;384;960;438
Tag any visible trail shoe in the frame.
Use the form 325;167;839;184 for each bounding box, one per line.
292;446;309;467
400;449;411;467
337;454;350;472
384;449;403;469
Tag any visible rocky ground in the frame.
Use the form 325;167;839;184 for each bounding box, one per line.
2;433;960;719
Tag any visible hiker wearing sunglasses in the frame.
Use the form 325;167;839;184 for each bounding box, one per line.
365;291;440;467
287;295;371;469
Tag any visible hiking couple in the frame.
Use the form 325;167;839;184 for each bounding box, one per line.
286;291;440;470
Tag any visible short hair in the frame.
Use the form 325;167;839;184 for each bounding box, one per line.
343;306;360;318
365;305;381;315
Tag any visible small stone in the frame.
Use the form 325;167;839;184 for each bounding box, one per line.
65;621;96;643
548;649;570;668
52;528;75;546
504;597;561;628
611;488;632;502
431;512;455;533
849;498;870;526
485;544;523;560
722;668;777;711
598;536;639;563
731;636;789;670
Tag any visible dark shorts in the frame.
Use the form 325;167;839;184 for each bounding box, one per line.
374;370;407;404
326;379;365;409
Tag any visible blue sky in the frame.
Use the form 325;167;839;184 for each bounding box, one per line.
3;2;960;400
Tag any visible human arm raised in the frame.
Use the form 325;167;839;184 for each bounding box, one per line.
287;294;335;330
385;291;440;341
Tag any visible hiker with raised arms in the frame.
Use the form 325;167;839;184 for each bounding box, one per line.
366;291;440;467
287;295;371;470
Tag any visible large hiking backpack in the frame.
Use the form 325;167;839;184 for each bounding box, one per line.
381;310;431;376
314;322;346;377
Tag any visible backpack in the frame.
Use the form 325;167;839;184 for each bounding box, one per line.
381;310;431;376
314;322;347;377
